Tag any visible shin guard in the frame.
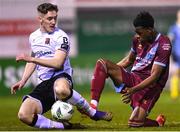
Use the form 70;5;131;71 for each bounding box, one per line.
91;59;108;102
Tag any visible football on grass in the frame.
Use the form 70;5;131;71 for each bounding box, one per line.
51;100;74;121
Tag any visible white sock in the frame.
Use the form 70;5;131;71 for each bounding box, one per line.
90;100;98;108
34;114;64;129
67;90;96;117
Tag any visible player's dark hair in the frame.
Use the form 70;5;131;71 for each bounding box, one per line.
37;3;58;14
133;11;154;28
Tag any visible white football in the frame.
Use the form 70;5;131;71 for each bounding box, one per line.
51;100;74;121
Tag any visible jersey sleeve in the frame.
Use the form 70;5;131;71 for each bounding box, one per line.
55;33;70;53
154;37;172;67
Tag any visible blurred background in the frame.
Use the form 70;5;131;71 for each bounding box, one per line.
0;0;180;96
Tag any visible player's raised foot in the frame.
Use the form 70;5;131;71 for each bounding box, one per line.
91;110;113;121
156;114;166;127
62;121;72;129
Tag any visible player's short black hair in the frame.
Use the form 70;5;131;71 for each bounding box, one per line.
133;11;154;28
37;3;58;14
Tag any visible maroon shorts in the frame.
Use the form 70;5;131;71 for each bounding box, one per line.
119;67;163;113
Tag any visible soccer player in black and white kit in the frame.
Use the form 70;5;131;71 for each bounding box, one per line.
11;3;112;130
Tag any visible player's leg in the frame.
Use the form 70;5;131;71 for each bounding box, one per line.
170;54;180;99
18;97;42;125
90;59;108;109
170;70;179;99
54;76;112;121
128;106;159;127
128;90;165;127
128;106;166;127
54;77;94;115
178;67;180;91
170;59;179;99
90;58;124;109
18;97;68;129
177;57;180;98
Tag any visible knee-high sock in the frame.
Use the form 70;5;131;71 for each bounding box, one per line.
91;59;108;107
143;118;159;127
67;90;96;117
128;118;158;127
32;114;64;129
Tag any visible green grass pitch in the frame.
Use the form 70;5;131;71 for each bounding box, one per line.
0;90;180;131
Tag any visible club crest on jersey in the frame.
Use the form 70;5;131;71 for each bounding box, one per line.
45;38;50;44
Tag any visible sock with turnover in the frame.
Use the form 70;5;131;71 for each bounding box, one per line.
67;90;96;117
91;59;108;108
31;114;65;129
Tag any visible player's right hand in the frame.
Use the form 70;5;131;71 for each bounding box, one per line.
16;53;32;63
11;80;25;94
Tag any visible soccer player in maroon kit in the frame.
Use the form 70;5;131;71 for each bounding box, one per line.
90;11;171;127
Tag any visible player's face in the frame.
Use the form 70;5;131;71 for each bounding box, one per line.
135;27;154;43
39;11;57;33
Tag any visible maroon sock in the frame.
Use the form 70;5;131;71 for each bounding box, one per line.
128;118;159;127
143;118;159;127
91;60;108;102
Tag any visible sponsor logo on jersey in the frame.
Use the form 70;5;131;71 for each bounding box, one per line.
162;43;171;51
35;51;52;57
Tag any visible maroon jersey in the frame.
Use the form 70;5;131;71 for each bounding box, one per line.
131;33;172;88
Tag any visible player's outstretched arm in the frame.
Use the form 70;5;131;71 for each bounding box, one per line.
11;62;36;94
16;50;67;69
11;80;26;94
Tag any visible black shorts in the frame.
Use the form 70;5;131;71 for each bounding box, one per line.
23;73;73;114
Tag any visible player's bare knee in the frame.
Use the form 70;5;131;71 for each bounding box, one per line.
97;58;107;73
54;78;71;99
97;58;107;65
18;111;32;124
55;85;71;100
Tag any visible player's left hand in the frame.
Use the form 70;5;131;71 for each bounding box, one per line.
121;88;135;104
16;53;32;63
